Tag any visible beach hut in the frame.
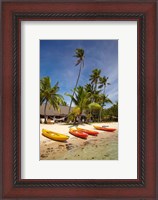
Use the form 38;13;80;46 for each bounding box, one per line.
40;103;74;122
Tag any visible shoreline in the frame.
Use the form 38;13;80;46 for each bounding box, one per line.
40;122;118;160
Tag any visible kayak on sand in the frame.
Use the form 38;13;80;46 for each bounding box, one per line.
93;125;116;132
77;127;99;136
69;128;88;139
42;129;69;141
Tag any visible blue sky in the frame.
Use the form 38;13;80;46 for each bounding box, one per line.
40;40;118;108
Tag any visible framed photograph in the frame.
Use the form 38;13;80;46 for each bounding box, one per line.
1;0;157;199
39;39;118;161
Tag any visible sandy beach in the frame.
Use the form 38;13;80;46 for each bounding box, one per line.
40;122;118;160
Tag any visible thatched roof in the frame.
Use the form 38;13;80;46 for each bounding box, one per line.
40;103;73;116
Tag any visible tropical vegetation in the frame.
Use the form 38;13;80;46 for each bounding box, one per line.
102;102;118;121
40;48;118;124
40;76;64;123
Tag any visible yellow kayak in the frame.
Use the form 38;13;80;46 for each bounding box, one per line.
42;129;69;141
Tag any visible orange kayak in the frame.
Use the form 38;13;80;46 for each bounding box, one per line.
69;128;88;139
77;127;99;136
93;125;116;132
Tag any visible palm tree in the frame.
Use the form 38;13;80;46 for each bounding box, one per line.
68;48;85;114
84;83;94;93
98;76;111;121
89;68;101;93
97;94;113;121
85;83;102;103
98;76;110;94
66;86;90;122
40;76;64;123
84;83;96;103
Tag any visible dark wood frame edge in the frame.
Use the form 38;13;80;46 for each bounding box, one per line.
0;0;2;199
156;1;158;200
1;1;157;199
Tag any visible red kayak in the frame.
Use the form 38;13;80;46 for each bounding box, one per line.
69;128;88;139
93;125;116;132
77;127;99;136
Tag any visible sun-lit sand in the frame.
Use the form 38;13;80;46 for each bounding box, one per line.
40;122;118;160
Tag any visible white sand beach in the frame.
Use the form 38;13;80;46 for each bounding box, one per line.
40;122;118;160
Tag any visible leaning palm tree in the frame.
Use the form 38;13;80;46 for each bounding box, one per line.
68;48;85;114
40;76;64;123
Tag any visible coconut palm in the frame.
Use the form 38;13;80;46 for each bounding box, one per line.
40;76;64;123
84;83;97;103
68;48;85;114
66;86;90;122
84;83;94;93
89;68;101;92
98;76;111;121
97;94;113;121
98;94;112;107
99;76;110;94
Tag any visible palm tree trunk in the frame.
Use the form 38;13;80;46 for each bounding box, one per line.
94;80;98;102
44;100;48;124
68;62;83;114
95;80;97;93
101;86;105;122
99;108;102;122
103;85;106;94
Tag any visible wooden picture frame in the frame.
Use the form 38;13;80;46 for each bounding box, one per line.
1;0;157;199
